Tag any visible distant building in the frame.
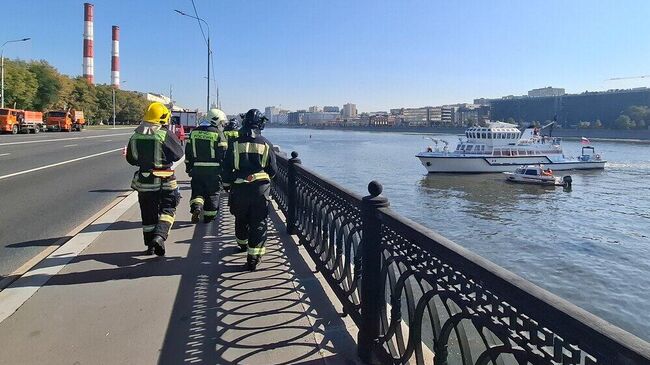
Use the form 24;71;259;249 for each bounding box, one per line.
308;106;321;113
272;113;289;124
302;112;339;125
145;93;171;104
456;104;490;125
265;106;278;122
288;111;306;125
323;106;339;113
342;103;357;118
369;114;398;127
528;87;565;98
490;87;650;127
473;98;490;106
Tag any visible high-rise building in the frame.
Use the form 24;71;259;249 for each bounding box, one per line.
528;87;565;98
308;106;321;113
265;106;279;122
342;103;357;118
323;106;339;113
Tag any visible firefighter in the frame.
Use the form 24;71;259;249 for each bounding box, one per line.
185;108;228;223
222;109;277;271
126;102;184;256
223;118;241;143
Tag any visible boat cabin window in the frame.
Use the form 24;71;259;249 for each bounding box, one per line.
465;145;473;152
493;150;501;156
481;132;486;138
524;169;538;176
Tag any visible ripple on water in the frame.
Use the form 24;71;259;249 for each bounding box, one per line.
266;128;650;341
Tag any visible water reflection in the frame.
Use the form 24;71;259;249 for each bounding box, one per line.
418;173;566;220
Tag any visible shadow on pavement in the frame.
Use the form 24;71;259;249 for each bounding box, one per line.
7;237;68;249
157;197;359;365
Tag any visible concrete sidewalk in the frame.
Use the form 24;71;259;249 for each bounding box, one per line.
0;176;360;365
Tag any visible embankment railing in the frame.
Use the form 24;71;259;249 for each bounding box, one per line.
271;151;650;365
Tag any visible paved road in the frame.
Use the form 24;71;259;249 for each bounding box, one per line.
0;129;137;276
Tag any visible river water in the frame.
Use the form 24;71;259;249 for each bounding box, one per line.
265;127;650;341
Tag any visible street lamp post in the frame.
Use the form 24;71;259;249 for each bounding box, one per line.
174;9;211;113
112;81;127;128
1;38;31;108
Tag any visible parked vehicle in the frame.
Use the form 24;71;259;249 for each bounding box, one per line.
18;110;45;134
171;110;198;133
46;109;85;132
0;108;22;134
0;108;44;134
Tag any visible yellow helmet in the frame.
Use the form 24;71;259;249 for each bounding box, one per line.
143;102;170;124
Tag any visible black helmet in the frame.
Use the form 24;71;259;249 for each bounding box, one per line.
242;109;267;130
225;118;240;131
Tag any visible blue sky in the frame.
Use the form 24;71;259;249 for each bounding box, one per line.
3;0;650;114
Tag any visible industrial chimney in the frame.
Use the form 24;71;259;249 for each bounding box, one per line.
82;3;94;84
111;26;120;88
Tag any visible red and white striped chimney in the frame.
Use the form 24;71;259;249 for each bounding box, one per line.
82;3;94;84
111;26;120;88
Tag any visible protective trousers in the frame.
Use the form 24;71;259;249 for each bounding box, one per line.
229;182;270;263
136;175;180;246
189;169;221;222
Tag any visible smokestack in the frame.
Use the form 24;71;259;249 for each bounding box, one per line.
111;26;120;88
83;3;94;84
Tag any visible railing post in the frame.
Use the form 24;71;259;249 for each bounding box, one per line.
286;151;301;235
358;180;389;364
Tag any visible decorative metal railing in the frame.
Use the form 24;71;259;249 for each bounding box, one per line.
271;151;650;365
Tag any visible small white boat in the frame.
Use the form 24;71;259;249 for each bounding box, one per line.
504;165;572;187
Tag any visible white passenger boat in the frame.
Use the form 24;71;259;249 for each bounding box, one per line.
504;165;571;187
416;122;606;173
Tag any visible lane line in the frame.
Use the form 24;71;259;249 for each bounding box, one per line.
0;159;183;323
105;140;113;142
0;148;122;181
63;144;78;147
0;193;130;291
0;132;132;146
0;192;139;323
0;153;9;157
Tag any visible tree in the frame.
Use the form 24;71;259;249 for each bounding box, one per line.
624;105;649;122
3;59;38;109
69;77;98;122
506;117;515;124
28;61;61;110
637;120;646;129
615;115;633;129
593;120;602;128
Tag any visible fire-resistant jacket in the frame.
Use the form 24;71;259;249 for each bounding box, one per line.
184;124;228;174
222;129;277;185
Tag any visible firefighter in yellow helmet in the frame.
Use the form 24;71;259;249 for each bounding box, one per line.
126;102;184;255
185;108;228;223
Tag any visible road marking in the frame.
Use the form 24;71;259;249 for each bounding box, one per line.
0;153;9;157
0;192;139;323
0;148;122;181
0;132;132;146
63;144;78;147
105;139;113;142
0;159;183;322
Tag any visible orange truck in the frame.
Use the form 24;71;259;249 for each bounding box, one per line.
0;108;45;134
45;109;85;132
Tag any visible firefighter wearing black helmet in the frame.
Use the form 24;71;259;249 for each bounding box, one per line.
222;109;277;271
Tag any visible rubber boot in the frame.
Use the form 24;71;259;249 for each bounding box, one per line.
191;208;202;224
152;235;166;256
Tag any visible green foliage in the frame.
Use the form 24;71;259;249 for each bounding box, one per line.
4;59;38;109
27;61;61;110
2;58;148;124
615;115;633;129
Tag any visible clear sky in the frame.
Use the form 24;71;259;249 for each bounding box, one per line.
3;0;650;114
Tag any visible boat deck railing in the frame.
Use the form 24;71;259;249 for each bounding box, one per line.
271;150;650;365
